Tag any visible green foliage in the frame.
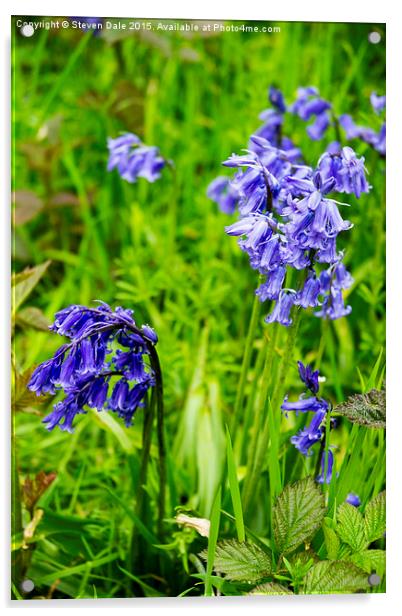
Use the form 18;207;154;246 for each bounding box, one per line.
273;477;326;555
336;503;367;552
348;549;386;577
12;261;50;314
249;582;293;595
302;560;370;594
335;388;386;428
364;490;386;543
200;539;272;582
322;518;340;560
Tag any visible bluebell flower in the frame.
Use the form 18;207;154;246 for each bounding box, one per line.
265;290;296;326
28;303;158;431
269;86;287;113
107;133;166;183
297;361;320;394
316;449;334;484
318;146;370;198
290;86;331;140
207;176;240;214
294;271;322;308
290;407;327;456
307;112;331;141
346;493;361;507
283;360;332;459
370;92;386;115
281;395;328;415
338;114;386;156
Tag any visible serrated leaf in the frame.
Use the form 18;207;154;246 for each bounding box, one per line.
273;477;326;555
364;491;386;544
12;261;50;313
323;518;340;560
200;539;272;582
335;389;385;428
249;582;292;595
16;306;51;331
348;550;385;577
303;560;370;594
337;503;367;552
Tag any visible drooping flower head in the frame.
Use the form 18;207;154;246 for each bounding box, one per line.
282;361;332;464
107;133;167;183
28;302;159;432
346;493;361;507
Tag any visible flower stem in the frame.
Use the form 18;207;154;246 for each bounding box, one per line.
241;322;278;512
231;285;262;438
242;308;301;516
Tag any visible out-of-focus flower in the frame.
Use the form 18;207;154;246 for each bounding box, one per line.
207;176;240;214
370;92;386;115
107;133;167;183
346;493;361;507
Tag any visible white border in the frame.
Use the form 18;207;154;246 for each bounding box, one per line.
2;1;401;614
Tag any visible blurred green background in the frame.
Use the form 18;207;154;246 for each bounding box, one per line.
12;18;385;598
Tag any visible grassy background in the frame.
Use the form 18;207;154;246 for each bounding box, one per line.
12;18;385;598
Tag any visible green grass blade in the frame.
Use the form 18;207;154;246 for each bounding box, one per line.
225;426;245;542
204;486;221;597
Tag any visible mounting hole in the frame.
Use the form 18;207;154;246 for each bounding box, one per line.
20;579;35;593
368;31;381;44
368;573;381;586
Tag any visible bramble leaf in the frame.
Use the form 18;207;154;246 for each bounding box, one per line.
364;491;386;544
335;389;385;428
249;582;292;595
322;518;340;560
273;477;326;555
200;539;272;582
348;550;385;577
336;503;367;552
302;560;370;594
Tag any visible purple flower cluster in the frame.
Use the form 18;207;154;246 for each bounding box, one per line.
207;85;373;326
107;133;167;183
28;302;158;432
282;361;336;484
281;361;329;456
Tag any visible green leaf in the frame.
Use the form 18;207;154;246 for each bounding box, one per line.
12;261;50;313
200;539;272;582
322;518;340;560
273;477;326;555
335;388;385;429
225;426;245;542
15;306;51;331
348;550;385;577
249;582;292;595
364;491;386;544
336;503;367;552
12;367;50;412
204;487;221;596
303;560;370;594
